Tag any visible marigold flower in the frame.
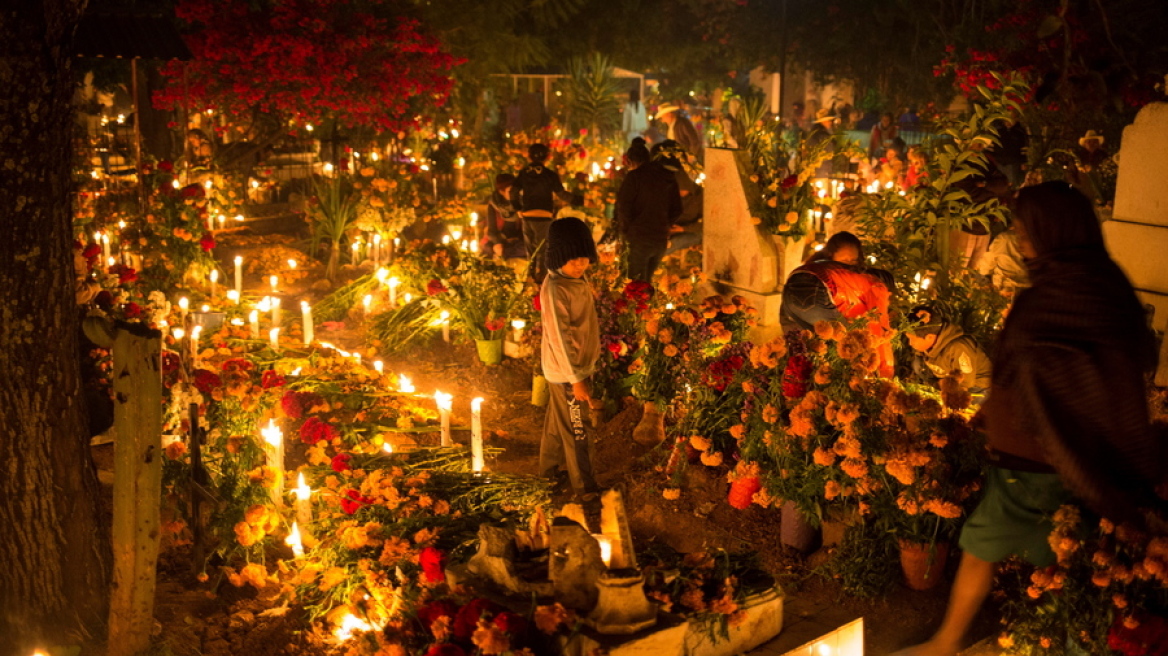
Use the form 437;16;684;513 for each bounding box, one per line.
690;435;713;452
813;447;836;467
700;451;724;467
824;480;841;499
729;424;746;441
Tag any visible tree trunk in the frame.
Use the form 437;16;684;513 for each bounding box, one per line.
0;0;110;653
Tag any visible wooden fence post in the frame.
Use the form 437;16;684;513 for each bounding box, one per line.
88;318;163;656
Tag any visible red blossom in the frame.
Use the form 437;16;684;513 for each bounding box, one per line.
123;302;142;318
199;234;216;252
493;611;528;635
419;546;446;583
83;243;101;260
453;598;501;640
417;600;459;629
532;293;542;312
330;452;352;473
424;645;466;656
298;416;338;444
340;488;371;514
782;354;812;399
158;160;174;173
261;369;286;389
484;318;506;333
192;369;222;394
281;389;322;418
426;279;448;295
181;184;206;199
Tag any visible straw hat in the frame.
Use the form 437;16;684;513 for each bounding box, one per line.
655;103;681;119
1079;130;1104;146
813;109;836;126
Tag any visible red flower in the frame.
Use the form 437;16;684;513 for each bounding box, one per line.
484;318;506;333
417;600;459;629
281;390;323;419
424;645;466;656
123;302;142;318
340;488;370;515
83;243;101;260
419;546;446;583
453;598;501;640
532;293;542;312
181;184;205;199
782;354;812;399
780;175;798;189
108;264;138;284
728;475;762;509
426;279;448;295
331;453;352;473
261;369;286;389
192;369;222;395
158;160;174;173
299;416;338;444
494;611;528;635
199;234;216;252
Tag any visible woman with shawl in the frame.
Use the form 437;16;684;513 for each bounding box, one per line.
896;181;1164;656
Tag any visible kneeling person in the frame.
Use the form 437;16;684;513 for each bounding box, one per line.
905;306;991;405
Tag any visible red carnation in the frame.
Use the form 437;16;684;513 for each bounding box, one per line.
340;488;370;515
181;184;205;199
426;279;448;295
261;369;286;389
419;546;446;583
192;369;222;395
158;160;174;173
424;645;466;656
123;302;142;319
780;175;798;189
417;600;459;630
781;354;812;399
299;416;338;445
199;234;216;252
83;243;101;260
494;611;528;636
453;598;501;640
331;453;352;473
484;318;506;333
532;293;542;312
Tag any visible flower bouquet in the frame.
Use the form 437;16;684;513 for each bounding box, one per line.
427;257;524;343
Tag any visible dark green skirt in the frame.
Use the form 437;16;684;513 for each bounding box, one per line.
959;465;1071;566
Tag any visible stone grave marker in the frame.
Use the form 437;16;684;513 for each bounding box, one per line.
600;489;637;570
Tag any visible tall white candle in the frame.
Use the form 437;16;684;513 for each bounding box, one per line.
249;310;260;339
101;232;111;262
269;275;279;294
511;319;526;344
190;326;202;367
178;297;189;326
440;310;450;343
227;289;240;305
373;360;383;374
271;297;281;327
435;391;453;447
388;277;400;307
261;418;284;506
234;256;243;295
269;327;280;351
209;269;219;299
300;301;314;346
471;397;484;472
372;233;382;267
362;294;372;318
294;472;312;527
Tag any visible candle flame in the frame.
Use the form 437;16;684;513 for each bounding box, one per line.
200;304;210;313
471;397;483;412
388;276;400;289
172;328;185;340
383;442;394;454
178;297;189;311
399;374;415;394
295;472;311;500
285;522;304;557
511;319;526;330
376;268;388;282
334;613;374;641
373;360;384;374
594;535;613;567
288;259;297;269
235;255;243;265
261;418;283;448
301;300;310;311
434;391;453;412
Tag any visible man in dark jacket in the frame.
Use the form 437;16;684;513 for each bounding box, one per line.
511;143;565;279
615;142;681;284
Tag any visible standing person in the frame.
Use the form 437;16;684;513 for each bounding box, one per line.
869;113;898;162
511;143;565;280
485;173;526;272
894;182;1164;656
539;217;603;504
655;103;703;164
622;88;648;143
616;142;682;284
779;232;894;377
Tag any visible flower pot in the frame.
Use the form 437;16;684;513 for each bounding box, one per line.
475;338;504;365
781;500;820;553
899;540;950;591
531;374;549;407
632;402;665;446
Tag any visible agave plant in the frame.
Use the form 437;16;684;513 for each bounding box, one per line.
307;175;361;281
563;52;622;139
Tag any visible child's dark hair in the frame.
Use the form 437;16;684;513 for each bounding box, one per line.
907;305;943;336
495;173;516;189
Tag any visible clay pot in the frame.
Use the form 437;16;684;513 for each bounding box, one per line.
899;540;951;591
632;402;665;446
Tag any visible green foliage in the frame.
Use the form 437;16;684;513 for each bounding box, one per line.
312;273;379;323
429;257;525;341
306;175;362;281
563;53;622;139
366;300;441;356
819;519;900;598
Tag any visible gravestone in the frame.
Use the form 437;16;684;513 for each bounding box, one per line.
703;147;807;328
549;517;605;611
599;490;637;570
1103;101;1168;385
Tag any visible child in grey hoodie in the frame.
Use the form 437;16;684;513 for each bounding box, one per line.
538;217;602;502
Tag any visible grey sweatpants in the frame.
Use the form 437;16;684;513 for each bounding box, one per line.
539;382;597;495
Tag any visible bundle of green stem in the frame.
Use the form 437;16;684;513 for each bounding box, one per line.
312;273;377;323
367;300;441;356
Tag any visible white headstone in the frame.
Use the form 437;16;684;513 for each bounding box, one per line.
1104;101;1168;383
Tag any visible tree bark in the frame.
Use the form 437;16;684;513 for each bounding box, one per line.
0;0;110;653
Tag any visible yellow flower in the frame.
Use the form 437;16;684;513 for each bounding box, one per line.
700;451;724;467
319;566;348;591
998;634;1015;649
812;447;836;467
690;435;713;451
824;480;841;499
729;424;746;441
663;344;679;357
662;487;681;500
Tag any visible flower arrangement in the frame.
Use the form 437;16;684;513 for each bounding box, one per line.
427;257;524;341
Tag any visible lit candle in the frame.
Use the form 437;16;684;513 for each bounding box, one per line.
227;289;240;305
440;310;450;343
209;269;218;299
392;237;400;263
217;214;226;230
178;297;189;325
373;360;383;374
471;397;484;472
234;256;243;295
511;319;526;343
271;297;281;327
269;327;280;351
285;522;304;558
376;267;388;285
269;275;279;294
403;293;413;305
372;233;382;266
190;325;202;366
261;418;284;505
294;472;312;527
249;310;260;339
399;374;415;394
362;294;372;318
435;391;453;447
351;241;360;262
288;259;297;270
101;232;111;262
388;277;400;307
301;301;314;345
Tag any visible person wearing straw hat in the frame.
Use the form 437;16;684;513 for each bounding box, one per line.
655;102;703;164
1073;130;1111;204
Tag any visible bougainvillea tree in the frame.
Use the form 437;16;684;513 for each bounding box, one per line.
154;0;462;137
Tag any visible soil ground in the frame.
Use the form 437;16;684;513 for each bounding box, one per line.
86;233;1001;656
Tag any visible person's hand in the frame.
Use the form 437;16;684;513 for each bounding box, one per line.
571;380;592;403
